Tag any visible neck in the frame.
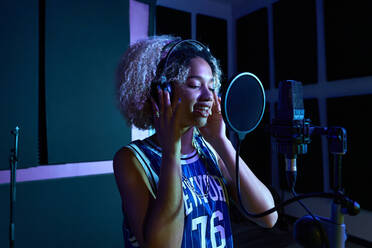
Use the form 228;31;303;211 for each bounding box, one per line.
180;127;195;155
150;127;196;155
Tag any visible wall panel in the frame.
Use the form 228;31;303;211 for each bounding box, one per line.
45;0;130;164
0;0;39;169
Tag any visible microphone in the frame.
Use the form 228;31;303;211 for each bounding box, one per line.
11;126;20;162
271;80;310;189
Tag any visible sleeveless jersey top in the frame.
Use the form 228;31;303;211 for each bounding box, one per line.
123;134;234;248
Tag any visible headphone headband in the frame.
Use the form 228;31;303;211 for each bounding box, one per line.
161;39;209;74
151;39;210;104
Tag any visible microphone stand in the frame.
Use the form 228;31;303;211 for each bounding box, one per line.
269;118;359;247
307;126;358;248
222;76;360;247
9;126;19;248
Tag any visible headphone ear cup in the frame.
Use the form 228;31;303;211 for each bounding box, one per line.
160;76;172;98
151;76;173;104
150;79;160;105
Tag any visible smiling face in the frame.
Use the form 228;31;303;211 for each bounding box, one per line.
173;57;215;128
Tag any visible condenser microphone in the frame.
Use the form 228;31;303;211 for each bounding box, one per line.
272;80;309;189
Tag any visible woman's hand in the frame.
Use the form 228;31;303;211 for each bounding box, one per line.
199;91;227;145
151;88;182;155
145;88;186;247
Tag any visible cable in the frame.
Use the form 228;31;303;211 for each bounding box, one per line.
292;155;329;247
291;188;330;248
233;135;349;219
234;136;330;246
291;188;317;222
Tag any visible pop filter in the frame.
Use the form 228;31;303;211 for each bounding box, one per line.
221;72;266;140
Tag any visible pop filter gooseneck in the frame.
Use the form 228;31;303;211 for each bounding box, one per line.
220;72;267;218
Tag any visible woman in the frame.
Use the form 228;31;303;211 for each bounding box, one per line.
114;35;278;248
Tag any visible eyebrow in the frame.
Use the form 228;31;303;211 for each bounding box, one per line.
187;75;214;83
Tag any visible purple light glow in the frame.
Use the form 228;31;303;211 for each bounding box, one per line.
130;0;149;44
0;161;113;184
0;1;150;185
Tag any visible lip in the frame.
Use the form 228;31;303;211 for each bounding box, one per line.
193;104;211;118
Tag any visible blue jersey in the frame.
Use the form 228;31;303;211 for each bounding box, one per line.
123;134;234;248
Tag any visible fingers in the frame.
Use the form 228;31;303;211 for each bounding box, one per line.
164;90;172;117
155;87;175;120
153;88;182;142
213;91;222;114
150;97;160;132
171;97;182;124
150;97;160;117
159;87;165;117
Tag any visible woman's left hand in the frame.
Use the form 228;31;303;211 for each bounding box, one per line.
198;91;227;145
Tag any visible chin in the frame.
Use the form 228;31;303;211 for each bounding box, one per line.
194;118;208;128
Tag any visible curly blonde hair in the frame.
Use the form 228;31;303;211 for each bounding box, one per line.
116;35;222;130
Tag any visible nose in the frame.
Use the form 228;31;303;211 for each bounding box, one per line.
199;85;214;101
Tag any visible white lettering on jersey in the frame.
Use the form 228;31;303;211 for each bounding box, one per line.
207;175;219;201
194;175;209;204
192;215;208;248
183;183;193;216
192;211;226;248
211;210;226;248
183;174;227;214
210;177;226;202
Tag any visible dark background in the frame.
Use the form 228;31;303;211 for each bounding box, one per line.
2;0;372;246
1;0;130;247
155;0;372;212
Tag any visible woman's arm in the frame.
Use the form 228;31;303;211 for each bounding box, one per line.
199;91;278;228
113;89;186;247
113;147;185;248
211;139;278;228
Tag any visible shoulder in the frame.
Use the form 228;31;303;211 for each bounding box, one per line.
113;146;136;172
113;146;138;185
113;145;156;198
112;146;155;247
113;146;132;164
113;140;147;172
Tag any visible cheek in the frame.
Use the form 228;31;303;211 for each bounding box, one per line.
172;84;198;110
171;84;183;103
177;91;195;107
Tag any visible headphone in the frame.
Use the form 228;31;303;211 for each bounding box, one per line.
151;39;210;104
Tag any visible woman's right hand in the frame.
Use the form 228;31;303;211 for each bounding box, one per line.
151;87;182;156
114;89;185;247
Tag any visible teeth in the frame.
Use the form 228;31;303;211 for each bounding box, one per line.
195;107;209;110
194;106;211;117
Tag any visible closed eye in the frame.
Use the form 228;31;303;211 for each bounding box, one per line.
188;85;199;89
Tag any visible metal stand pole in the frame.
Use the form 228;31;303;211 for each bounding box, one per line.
327;129;347;248
9;126;19;248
